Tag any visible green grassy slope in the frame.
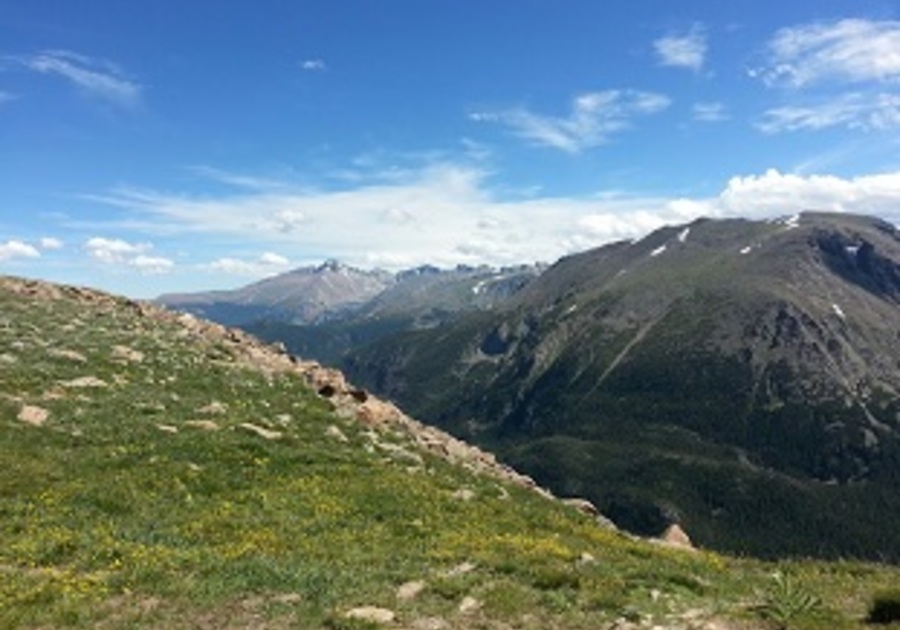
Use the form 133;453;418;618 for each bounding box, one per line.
1;276;898;629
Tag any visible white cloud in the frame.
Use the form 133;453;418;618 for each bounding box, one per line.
756;19;900;87
692;102;728;122
0;240;40;261
258;252;290;266
205;252;291;277
471;90;671;153
85;237;149;263
84;237;173;273
188;165;292;192
300;59;326;71
129;255;174;274
654;27;707;72
0;91;17;105
16;50;141;107
206;258;258;275
274;209;310;233
39;237;63;250
758;93;900;133
81;162;900;273
715;169;900;217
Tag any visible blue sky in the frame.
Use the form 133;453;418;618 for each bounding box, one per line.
3;1;900;297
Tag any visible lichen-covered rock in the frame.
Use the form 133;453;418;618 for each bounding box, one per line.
344;606;395;624
18;404;49;426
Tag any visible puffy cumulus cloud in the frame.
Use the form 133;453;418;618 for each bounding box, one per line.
204;252;291;277
39;237;63;250
755;19;900;87
758;93;900;133
84;237;174;274
574;171;900;246
13;50;141;107
85;237;149;263
470;90;670;153
716;169;900;217
83;163;900;273
274;209;310;233
654;27;707;72
0;240;40;261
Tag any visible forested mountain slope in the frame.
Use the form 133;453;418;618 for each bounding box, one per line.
346;213;900;560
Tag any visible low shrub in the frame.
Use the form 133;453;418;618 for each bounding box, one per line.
868;589;900;625
753;572;821;630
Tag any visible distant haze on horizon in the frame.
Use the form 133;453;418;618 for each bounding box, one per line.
3;1;900;298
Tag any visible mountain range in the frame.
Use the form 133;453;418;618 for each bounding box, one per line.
157;212;900;561
158;260;543;365
157;259;395;326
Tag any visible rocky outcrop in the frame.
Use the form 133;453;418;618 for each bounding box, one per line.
294;354;606;514
659;524;695;550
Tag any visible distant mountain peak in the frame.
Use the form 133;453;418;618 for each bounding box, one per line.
316;258;348;273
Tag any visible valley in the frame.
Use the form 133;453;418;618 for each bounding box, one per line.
164;212;900;561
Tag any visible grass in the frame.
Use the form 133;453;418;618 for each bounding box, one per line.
1;276;899;629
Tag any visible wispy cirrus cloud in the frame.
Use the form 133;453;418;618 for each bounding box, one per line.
186;165;297;192
204;252;291;276
654;26;707;72
692;101;728;122
12;50;141;107
0;90;17;105
754;18;900;87
758;92;900;133
470;90;671;153
753;19;900;134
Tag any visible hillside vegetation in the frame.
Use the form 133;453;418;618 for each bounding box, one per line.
1;275;898;630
